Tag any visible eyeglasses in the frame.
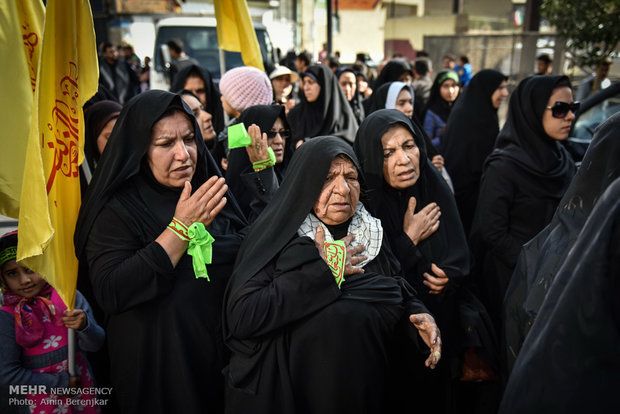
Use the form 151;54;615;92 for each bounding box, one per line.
546;101;580;118
266;129;290;139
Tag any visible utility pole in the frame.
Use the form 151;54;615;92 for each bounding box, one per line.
327;0;333;55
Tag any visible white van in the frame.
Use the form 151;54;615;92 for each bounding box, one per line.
151;16;276;90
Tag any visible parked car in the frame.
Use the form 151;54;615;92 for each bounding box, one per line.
151;17;276;90
564;81;620;162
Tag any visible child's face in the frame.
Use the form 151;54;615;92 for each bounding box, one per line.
1;260;46;299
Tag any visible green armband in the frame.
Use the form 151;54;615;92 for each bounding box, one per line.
323;240;346;288
187;223;215;281
252;147;276;172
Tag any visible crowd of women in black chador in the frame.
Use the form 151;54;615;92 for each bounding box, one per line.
70;57;611;414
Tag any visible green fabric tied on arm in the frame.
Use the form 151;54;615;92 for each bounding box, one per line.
187;222;215;280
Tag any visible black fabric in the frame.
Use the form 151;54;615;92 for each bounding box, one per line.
337;67;365;125
287;64;358;144
354;110;494;413
74;90;247;414
83;100;123;169
469;76;576;339
442;69;507;234
499;176;620;414
225;105;293;219
364;82;439;158
223;136;428;413
423;70;460;123
372;58;413;90
503;112;620;373
170;64;225;136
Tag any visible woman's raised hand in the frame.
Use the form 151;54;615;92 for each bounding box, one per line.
403;196;441;245
174;177;228;228
245;124;270;164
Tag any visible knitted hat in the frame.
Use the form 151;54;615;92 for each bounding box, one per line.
219;66;273;112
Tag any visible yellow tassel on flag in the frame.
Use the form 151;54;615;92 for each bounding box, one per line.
17;0;99;309
0;0;44;218
214;0;265;71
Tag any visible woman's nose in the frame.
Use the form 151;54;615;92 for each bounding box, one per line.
174;140;190;160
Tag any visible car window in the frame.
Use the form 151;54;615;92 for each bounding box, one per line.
573;91;620;140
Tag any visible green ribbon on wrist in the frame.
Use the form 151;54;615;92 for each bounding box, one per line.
187;223;215;281
252;147;276;172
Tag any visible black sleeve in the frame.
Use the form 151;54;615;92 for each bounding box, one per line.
226;237;342;339
239;167;280;221
390;231;432;292
476;164;523;269
85;206;177;315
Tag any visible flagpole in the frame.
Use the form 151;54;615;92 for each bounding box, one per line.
68;328;76;375
219;48;229;123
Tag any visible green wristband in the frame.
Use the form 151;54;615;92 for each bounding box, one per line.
186;222;215;281
252;147;276;172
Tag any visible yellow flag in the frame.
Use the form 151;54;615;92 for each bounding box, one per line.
214;0;265;71
18;0;98;309
0;0;44;218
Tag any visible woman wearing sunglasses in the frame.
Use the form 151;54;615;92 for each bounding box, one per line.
469;76;577;339
225;105;294;221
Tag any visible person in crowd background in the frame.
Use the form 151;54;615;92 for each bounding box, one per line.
337;67;365;125
179;90;217;147
503;112;620;374
535;54;553;75
170;64;225;137
423;70;460;150
74;90;248;413
295;50;312;78
269;64;298;113
453;55;473;86
0;231;105;414
470;75;576;340
83;100;123;172
576;56;613;101
98;42;139;105
443;54;456;70
288;64;358;145
442;69;508;235
166;38;199;84
413;58;434;121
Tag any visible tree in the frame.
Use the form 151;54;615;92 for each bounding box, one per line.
541;0;619;69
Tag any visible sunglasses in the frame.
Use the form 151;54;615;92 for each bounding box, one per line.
546;101;580;118
266;129;290;139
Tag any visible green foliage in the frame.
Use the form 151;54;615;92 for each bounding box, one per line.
541;0;619;69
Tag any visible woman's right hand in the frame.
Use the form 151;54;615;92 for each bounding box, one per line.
314;227;366;276
174;176;228;228
403;196;441;245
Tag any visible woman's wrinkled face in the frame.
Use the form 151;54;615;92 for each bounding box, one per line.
382;125;421;190
439;79;459;103
182;94;216;141
147;110;197;188
2;260;47;299
313;156;361;226
395;88;414;118
303;76;321;103
542;86;576;141
96;117;117;155
491;80;509;109
338;72;357;101
268;117;287;163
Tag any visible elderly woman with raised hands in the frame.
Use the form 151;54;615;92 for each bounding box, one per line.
74;90;248;414
224;136;441;414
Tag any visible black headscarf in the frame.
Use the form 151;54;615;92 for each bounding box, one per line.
373;58;413;90
337;67;365;125
353;109;469;284
169;64;225;136
74;90;245;258
83;100;122;169
225;105;293;217
287;64;358;144
488;75;575;197
503;111;620;372
423;70;460;123
499;176;620;413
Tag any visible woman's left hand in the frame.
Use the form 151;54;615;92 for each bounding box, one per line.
423;263;449;294
245;124;270;164
431;155;444;172
409;313;442;369
62;309;87;330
